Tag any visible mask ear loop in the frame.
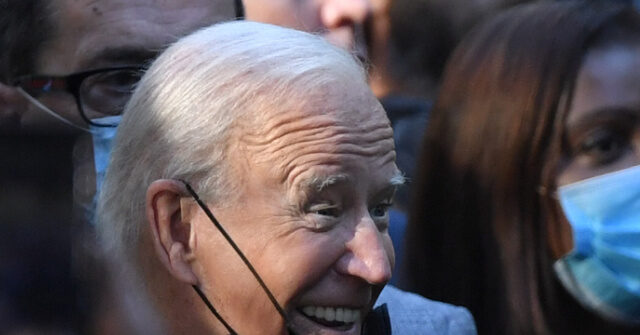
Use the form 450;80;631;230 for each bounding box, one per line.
179;180;292;331
191;284;238;334
16;87;94;133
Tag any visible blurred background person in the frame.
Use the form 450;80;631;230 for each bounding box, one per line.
380;0;533;101
0;0;240;132
373;0;535;198
403;1;640;334
242;0;370;61
0;0;240;216
0;0;240;333
366;0;533;283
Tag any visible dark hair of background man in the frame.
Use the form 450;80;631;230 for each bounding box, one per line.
0;0;52;83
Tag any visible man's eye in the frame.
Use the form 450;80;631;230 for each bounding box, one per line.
81;70;142;116
96;70;141;90
370;203;392;219
578;130;628;165
309;204;341;217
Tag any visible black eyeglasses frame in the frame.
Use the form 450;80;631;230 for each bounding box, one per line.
12;65;145;128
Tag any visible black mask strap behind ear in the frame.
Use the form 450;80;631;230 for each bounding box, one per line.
179;180;291;332
192;284;238;334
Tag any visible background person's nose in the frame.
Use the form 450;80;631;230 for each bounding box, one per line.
336;217;393;284
320;0;372;30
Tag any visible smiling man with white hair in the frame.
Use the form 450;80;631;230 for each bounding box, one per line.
97;21;475;334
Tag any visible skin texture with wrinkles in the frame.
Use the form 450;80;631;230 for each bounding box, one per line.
186;79;399;334
244;107;395;186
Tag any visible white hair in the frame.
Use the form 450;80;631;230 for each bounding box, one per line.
96;21;367;267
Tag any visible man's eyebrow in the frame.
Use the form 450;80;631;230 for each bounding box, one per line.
301;174;350;192
80;46;161;70
299;171;406;193
389;171;407;187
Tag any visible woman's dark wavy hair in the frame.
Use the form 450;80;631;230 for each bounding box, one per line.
404;1;640;334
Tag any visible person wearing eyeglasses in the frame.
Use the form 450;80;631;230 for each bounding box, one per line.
0;0;244;208
96;21;476;335
0;0;241;333
0;0;242;133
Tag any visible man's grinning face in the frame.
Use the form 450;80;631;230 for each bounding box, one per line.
189;79;399;334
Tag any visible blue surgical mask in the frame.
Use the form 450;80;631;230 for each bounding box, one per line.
554;164;640;324
90;116;121;193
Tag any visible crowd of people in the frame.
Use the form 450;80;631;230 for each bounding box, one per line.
0;0;638;334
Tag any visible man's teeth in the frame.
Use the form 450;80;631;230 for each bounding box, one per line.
301;306;361;323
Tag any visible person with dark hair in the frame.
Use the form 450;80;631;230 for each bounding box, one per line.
384;0;531;101
367;0;532;285
0;0;240;332
0;0;242;217
0;0;240;132
404;1;640;334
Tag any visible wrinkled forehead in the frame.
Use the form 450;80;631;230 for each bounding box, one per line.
250;78;387;129
237;80;395;187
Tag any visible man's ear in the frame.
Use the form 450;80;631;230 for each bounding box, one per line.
146;179;198;285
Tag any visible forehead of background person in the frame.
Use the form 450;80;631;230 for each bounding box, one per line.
242;0;323;31
35;0;236;73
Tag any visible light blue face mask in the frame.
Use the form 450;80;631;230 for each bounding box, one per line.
555;164;640;324
90;115;121;194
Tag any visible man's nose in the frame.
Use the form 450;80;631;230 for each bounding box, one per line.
320;0;372;29
336;216;393;284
